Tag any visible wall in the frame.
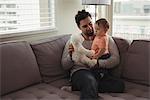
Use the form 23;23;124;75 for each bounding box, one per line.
0;0;83;42
56;0;83;35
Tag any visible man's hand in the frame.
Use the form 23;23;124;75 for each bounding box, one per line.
68;44;74;57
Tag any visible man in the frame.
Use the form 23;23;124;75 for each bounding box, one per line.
61;10;125;100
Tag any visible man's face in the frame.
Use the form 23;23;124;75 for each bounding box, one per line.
79;16;94;36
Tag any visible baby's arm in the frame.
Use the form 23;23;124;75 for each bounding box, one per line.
92;37;106;59
93;48;106;59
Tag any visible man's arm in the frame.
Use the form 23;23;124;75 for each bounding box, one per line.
61;40;74;70
98;36;120;69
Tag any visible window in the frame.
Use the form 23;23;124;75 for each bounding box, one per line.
0;0;55;35
84;5;96;22
112;0;150;40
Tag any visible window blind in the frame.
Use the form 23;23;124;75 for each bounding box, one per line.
0;0;55;35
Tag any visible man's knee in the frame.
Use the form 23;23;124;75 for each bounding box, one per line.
71;70;98;90
83;74;98;88
98;78;125;93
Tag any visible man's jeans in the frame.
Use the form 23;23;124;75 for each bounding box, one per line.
71;69;99;100
71;69;125;100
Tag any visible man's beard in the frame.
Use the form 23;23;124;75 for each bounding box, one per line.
86;29;94;36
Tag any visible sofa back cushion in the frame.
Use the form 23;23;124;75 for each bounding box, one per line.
31;34;70;83
110;37;130;77
0;41;41;96
123;40;150;86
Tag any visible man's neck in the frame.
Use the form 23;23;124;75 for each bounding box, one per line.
81;33;94;41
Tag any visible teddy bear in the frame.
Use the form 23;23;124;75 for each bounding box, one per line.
70;33;97;67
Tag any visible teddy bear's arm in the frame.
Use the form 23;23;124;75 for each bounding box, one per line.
71;34;94;57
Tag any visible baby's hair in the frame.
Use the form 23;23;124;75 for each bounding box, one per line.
96;18;109;31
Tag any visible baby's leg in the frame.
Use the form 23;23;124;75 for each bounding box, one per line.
81;55;97;67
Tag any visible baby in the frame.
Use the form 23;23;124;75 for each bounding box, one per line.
91;18;110;61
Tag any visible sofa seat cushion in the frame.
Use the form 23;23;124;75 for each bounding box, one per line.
1;83;79;100
49;78;71;88
59;81;149;100
0;41;41;96
104;81;150;100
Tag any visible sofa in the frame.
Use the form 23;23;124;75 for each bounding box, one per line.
0;34;149;100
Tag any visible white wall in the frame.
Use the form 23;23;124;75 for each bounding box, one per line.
0;0;83;42
56;0;83;35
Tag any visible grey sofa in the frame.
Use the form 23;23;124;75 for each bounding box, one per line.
0;34;149;100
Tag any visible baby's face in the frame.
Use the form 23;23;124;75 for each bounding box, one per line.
94;24;106;35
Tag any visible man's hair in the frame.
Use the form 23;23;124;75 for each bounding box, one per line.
96;18;109;31
75;9;92;28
